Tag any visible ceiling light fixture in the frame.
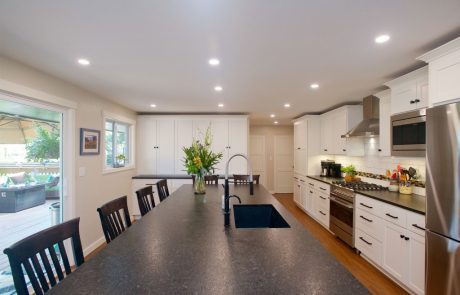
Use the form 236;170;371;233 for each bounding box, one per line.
284;103;290;108
310;83;319;89
375;34;390;44
270;114;276;118
214;86;223;92
218;103;224;108
77;58;90;66
209;58;220;66
150;104;157;108
274;121;279;124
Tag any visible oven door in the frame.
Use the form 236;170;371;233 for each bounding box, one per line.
329;195;354;246
391;110;426;156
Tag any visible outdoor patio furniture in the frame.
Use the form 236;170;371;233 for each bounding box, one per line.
0;184;46;213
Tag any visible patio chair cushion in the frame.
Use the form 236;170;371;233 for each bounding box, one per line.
8;172;26;185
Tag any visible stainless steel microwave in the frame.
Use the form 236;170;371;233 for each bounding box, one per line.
391;109;426;157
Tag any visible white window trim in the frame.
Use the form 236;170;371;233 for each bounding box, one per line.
102;111;136;174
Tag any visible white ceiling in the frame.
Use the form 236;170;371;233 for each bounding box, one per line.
1;1;460;125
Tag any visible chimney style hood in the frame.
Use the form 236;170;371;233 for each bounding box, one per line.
342;96;379;138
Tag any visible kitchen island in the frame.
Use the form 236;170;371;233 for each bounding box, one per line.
49;184;367;294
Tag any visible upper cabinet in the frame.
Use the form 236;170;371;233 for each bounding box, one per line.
418;37;460;106
320;106;364;156
293;116;321;176
384;66;428;115
294;119;307;150
375;89;391;157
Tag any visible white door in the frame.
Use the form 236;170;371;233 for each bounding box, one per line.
249;135;266;186
155;119;175;174
274;135;293;193
228;119;248;174
175;119;194;174
136;117;157;174
407;231;425;295
382;222;409;282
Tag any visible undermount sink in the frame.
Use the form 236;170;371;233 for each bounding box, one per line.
233;204;290;228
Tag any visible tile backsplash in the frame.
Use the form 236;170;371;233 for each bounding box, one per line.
321;138;426;195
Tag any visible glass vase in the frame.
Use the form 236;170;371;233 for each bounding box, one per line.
194;174;206;194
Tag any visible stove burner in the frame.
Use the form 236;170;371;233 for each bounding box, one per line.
332;180;388;191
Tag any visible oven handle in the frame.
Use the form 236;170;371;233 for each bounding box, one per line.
330;196;354;209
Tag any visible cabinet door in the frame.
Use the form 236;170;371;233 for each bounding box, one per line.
407;232;425;295
136;117;157;174
193;119;212;138
175;119;194;174
382;222;409;282
294;120;307;150
334;111;348;155
320;116;331;154
293;179;301;205
429;50;460;105
415;77;429;109
155;119;175;174
390;83;417;115
379;95;391;156
294;149;306;175
305;186;314;215
227;119;248;174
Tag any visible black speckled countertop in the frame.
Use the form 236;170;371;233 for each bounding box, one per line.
307;175;426;215
49;184;368;294
133;174;233;179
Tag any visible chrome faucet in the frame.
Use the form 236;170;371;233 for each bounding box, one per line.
224;153;254;227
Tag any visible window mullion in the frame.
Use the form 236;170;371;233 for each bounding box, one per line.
112;122;117;166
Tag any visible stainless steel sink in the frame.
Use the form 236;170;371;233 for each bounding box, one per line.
233;204;290;228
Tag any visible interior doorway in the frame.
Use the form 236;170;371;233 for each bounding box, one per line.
274;134;294;193
249;135;266;186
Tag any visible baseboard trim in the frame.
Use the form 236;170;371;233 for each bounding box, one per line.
83;236;106;256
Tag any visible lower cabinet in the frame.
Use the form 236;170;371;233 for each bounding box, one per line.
356;194;425;295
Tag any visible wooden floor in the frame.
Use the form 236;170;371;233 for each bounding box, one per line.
273;193;408;295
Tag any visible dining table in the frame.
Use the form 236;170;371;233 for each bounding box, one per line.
48;184;368;294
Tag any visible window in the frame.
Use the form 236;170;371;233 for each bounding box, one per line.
103;112;135;171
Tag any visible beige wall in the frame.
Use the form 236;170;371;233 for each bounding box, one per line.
249;125;293;192
0;56;136;253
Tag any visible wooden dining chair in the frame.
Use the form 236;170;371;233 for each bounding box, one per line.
204;175;219;184
136;186;155;216
3;218;84;295
97;196;132;244
233;174;260;184
156;179;170;202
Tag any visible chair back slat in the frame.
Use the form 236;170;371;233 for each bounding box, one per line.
39;250;56;286
48;245;64;281
31;255;49;292
3;218;84;295
57;241;71;275
136;186;155;216
205;175;219;184
156;179;170;202
97;196;132;243
233;174;260;184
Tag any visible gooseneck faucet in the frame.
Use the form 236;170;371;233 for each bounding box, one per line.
224;153;254;227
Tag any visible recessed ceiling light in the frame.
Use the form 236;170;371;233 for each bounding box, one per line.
310;83;319;89
77;58;90;66
218;103;224;108
284;103;290;108
214;86;223;92
274;121;279;124
150;104;157;108
270;114;276;118
209;58;220;66
375;34;390;44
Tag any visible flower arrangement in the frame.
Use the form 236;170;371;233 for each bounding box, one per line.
183;126;223;194
341;165;357;182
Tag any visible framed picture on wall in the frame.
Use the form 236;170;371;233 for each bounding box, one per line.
80;128;100;155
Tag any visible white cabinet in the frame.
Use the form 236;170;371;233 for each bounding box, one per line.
375;89;391;156
302;178;330;229
227;119;248;174
385;67;429;115
175;119;194;174
293;175;302;205
320;106;364;156
407;231;426;295
382;221;409;282
294;120;307;150
418;37;460;105
293;116;321;176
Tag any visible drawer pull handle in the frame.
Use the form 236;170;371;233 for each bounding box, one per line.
360;203;373;209
359;237;372;246
319;210;326;216
308;183;314;186
412;224;425;231
360;215;373;223
300;180;305;183
319;196;326;200
386;213;398;219
310;191;314;194
320;187;327;191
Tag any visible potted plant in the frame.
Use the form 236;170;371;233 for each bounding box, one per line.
115;154;126;168
341;165;357;182
183;126;223;194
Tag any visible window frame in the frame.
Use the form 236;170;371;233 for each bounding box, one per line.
102;111;135;174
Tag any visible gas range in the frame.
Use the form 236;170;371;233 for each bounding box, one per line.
332;180;388;192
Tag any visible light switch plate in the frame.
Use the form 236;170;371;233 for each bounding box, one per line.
79;167;86;177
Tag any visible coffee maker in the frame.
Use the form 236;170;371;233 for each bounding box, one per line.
320;160;335;177
330;163;342;178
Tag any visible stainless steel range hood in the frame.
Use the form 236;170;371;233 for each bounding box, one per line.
341;95;379;138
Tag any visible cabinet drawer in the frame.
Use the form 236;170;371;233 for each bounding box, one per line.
381;203;407;228
407;211;426;237
356;194;382;215
356;208;385;242
314;206;329;228
356;229;383;265
316;182;330;194
314;191;330;211
306;178;318;189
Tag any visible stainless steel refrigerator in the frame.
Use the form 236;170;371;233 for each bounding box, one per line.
426;102;460;295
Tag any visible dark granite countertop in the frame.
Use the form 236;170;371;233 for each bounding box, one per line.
307;175;426;215
49;184;367;294
133;174;233;179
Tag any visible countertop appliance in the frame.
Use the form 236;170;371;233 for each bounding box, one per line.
426;102;460;295
330;181;388;248
329;163;342;178
342;95;380;138
320;160;335;177
391;109;426;157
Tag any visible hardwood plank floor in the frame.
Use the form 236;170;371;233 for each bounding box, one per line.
273;193;408;295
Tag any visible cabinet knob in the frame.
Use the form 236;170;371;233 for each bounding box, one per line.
414;99;420;103
378;149;382;152
324;149;328;152
410;100;415;104
342;149;346;152
400;234;405;239
404;237;410;241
